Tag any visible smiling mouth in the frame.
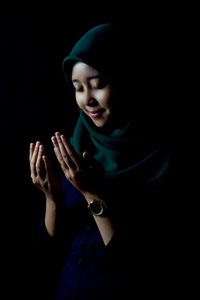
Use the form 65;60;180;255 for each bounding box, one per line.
88;109;105;118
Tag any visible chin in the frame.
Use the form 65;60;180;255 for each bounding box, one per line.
92;119;107;128
93;121;105;128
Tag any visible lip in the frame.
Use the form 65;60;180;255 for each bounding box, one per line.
88;109;104;118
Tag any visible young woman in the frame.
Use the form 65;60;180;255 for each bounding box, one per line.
29;23;175;299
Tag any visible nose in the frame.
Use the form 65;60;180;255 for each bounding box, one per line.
81;89;97;106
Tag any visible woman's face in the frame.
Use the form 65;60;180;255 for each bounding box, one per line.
72;62;113;127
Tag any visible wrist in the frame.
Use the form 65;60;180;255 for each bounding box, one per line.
46;197;57;211
83;192;102;204
45;189;65;204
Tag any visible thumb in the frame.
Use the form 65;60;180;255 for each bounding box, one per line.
82;151;102;170
82;151;91;160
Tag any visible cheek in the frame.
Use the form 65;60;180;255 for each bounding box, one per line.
97;90;112;108
75;95;83;108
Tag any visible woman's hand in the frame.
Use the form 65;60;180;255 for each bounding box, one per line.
29;141;65;202
51;132;104;198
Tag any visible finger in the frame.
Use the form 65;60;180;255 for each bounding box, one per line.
30;141;40;177
51;135;68;170
29;143;35;162
59;133;81;168
36;145;44;177
42;155;53;179
55;132;78;169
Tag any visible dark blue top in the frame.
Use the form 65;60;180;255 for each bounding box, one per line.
37;173;180;299
38;177;124;300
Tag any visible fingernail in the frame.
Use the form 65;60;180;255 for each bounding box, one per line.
83;151;90;159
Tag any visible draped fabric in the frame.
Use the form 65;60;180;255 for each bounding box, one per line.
71;110;170;188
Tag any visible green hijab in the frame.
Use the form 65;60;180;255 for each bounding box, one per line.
62;23;171;194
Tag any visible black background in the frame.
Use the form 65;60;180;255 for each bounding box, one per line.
0;5;195;298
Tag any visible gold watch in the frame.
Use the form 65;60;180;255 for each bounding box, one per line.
88;199;107;216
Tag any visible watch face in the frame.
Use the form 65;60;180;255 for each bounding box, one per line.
89;199;104;216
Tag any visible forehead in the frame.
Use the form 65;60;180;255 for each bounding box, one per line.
72;62;99;80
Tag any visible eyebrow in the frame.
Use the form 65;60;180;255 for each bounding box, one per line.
72;75;101;83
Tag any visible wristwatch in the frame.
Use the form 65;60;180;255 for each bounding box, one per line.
88;199;108;216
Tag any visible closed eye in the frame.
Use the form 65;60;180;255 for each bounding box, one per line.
72;76;108;91
72;82;83;92
91;77;107;89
